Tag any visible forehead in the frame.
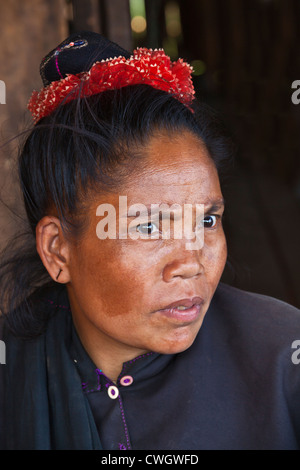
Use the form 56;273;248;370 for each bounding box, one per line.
124;130;222;205
142;130;211;166
89;130;223;212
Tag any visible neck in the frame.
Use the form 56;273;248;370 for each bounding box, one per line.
71;314;148;383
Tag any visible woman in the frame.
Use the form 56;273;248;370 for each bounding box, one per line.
0;31;299;450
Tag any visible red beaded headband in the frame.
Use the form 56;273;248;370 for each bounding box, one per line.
28;47;195;122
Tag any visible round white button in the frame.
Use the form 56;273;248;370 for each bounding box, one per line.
107;385;119;399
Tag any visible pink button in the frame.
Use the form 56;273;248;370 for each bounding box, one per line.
120;375;133;386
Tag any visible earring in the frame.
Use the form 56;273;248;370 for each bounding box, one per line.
56;268;62;281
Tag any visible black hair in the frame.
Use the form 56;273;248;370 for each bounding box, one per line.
0;84;235;338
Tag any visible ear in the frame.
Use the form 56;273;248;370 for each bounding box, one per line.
36;216;71;283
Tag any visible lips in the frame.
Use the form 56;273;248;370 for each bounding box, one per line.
162;297;204;311
156;296;204;323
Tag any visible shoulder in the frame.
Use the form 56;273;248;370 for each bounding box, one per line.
0;316;6;449
214;281;300;361
207;282;300;356
212;282;300;324
4;282;70;340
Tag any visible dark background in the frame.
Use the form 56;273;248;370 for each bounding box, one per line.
0;0;299;307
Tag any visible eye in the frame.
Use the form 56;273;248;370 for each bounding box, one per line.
136;222;159;235
202;215;218;228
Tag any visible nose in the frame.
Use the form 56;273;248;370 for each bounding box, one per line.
162;245;204;282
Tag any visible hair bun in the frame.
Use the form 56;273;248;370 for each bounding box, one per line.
40;31;131;86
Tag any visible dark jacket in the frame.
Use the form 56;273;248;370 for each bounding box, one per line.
0;282;300;450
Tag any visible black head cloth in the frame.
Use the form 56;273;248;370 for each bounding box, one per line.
40;31;131;87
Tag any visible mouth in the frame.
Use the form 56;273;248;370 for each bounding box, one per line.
156;296;204;323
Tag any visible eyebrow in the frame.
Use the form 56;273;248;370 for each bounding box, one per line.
204;198;225;213
124;198;225;218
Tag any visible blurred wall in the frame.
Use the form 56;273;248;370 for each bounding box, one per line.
178;0;300;306
0;0;68;247
0;0;132;250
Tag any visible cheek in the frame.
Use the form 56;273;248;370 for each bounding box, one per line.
71;239;156;317
204;232;227;279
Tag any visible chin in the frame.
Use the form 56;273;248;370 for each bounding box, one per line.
153;331;199;356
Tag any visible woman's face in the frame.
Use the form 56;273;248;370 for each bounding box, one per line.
66;130;227;358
